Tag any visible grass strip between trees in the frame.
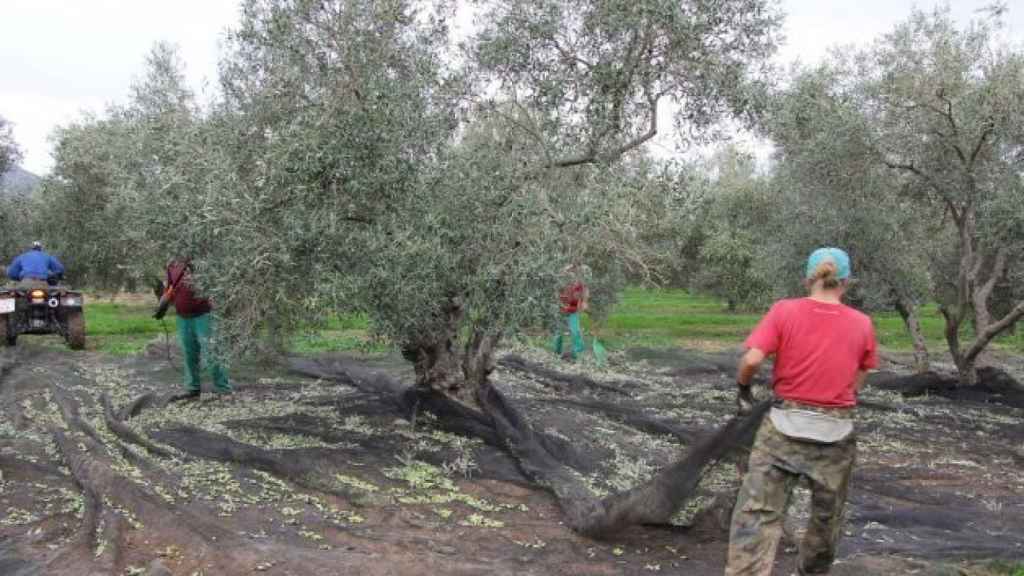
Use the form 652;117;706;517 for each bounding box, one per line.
62;288;1024;356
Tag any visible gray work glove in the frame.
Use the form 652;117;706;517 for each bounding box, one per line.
736;383;754;416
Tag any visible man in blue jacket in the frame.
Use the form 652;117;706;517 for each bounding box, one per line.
7;242;65;286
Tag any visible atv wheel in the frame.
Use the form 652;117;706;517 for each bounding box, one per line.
66;311;85;350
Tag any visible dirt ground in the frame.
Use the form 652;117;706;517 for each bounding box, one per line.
1;339;1023;575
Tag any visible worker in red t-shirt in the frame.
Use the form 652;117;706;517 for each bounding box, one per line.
154;258;232;399
725;247;878;576
553;264;589;361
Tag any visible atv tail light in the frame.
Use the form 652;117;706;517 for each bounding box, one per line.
29;289;46;301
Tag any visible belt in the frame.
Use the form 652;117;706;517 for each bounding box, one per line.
775;399;856;419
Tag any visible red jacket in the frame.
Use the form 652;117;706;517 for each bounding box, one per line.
559;281;586;314
166;260;212;318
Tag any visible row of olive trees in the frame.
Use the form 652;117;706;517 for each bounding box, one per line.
42;0;780;402
670;7;1024;384
0;195;38;268
38;4;1024;388
769;7;1024;384
33;3;779;536
208;0;778;402
0;116;45;269
0;115;21;177
19;44;198;292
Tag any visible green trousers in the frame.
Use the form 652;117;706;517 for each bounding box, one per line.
177;313;231;393
553;311;585;360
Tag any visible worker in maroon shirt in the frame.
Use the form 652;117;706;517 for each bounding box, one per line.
154;258;231;398
553;264;589;361
725;247;878;576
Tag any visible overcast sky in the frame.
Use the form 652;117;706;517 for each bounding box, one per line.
1;1;1021;175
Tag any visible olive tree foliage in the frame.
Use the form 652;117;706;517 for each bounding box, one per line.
38;43;200;292
768;8;1024;383
858;8;1024;385
146;0;782;403
0;115;34;262
612;155;709;291
0;115;22;178
0;194;37;266
765;66;936;372
470;0;780;166
630;146;774;312
432;0;778;398
116;43;210;261
38;116;140;289
166;0;468;359
687;146;773;311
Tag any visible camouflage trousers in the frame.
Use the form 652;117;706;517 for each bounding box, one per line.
725;408;856;576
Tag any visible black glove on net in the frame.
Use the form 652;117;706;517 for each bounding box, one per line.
736;383;755;415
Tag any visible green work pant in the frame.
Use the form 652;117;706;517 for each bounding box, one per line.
553;311;585;360
177;313;231;393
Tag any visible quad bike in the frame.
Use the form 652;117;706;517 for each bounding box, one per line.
0;284;85;350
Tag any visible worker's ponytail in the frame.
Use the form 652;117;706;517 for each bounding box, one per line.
811;260;841;289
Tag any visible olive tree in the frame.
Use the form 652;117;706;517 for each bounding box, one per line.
0;194;37;265
184;2;782;536
39;115;140;289
0;115;21;178
40;0;781;537
688;146;774;311
765;66;936;372
851;8;1024;384
40;43;201;292
178;0;781;404
0;118;34;262
764;9;1024;383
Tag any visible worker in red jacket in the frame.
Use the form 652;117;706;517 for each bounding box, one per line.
154;258;231;398
553;264;589;361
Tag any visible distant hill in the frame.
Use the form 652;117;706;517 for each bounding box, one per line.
0;166;41;197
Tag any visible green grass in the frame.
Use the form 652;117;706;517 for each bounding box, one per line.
85;301;167;354
595;289;761;348
872;303;948;351
289;313;380;354
15;300;169;355
975;561;1024;576
593;287;1024;355
79;301;376;356
291;329;388;355
61;288;1024;356
321;313;370;331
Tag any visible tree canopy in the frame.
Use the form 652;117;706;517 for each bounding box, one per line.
96;0;782;403
765;7;1024;383
0;115;21;177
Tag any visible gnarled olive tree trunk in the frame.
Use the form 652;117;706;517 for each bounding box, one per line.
399;304;771;537
894;296;929;373
401;296;502;407
939;209;1024;386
